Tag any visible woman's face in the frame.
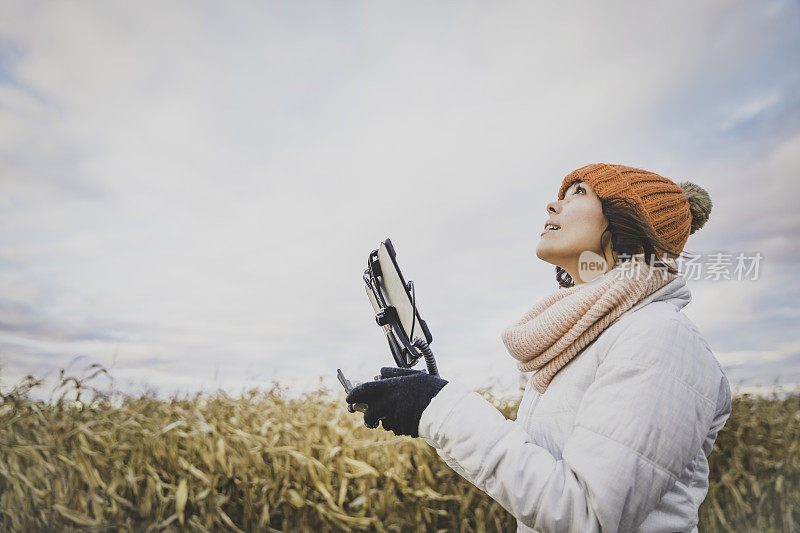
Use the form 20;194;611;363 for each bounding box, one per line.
536;179;616;284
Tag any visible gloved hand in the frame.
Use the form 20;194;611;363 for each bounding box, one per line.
345;367;448;438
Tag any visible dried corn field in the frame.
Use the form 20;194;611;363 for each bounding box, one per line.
0;367;798;532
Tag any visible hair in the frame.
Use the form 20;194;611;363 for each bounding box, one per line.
555;195;689;289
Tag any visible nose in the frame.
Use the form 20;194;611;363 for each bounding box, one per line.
546;200;560;215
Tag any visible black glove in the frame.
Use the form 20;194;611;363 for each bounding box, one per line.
346;367;448;438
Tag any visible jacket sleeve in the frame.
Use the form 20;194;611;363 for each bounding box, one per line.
418;316;721;532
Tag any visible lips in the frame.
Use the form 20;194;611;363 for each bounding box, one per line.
543;219;561;230
541;224;561;236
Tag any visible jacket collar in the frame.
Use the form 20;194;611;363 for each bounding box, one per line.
629;275;691;313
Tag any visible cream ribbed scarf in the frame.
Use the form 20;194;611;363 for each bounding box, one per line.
501;255;679;394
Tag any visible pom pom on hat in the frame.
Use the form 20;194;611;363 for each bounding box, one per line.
678;181;712;235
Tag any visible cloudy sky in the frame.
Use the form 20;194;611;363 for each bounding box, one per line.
1;1;798;400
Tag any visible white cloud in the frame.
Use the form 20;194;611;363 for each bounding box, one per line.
684;278;768;336
717;339;800;367
0;1;798;397
720;90;784;132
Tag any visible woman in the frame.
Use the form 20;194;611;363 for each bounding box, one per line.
346;163;732;533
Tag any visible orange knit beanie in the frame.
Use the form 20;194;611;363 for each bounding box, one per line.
557;163;712;258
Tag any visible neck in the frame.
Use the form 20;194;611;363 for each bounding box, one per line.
564;258;617;286
561;252;617;285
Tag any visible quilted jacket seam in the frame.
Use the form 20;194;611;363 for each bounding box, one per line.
573;422;680;480
607;357;716;409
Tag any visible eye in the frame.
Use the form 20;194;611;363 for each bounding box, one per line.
573;185;584;195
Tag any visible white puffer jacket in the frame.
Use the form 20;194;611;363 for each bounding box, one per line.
418;275;732;533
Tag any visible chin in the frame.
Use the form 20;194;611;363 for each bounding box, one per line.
535;247;556;265
537;244;575;271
